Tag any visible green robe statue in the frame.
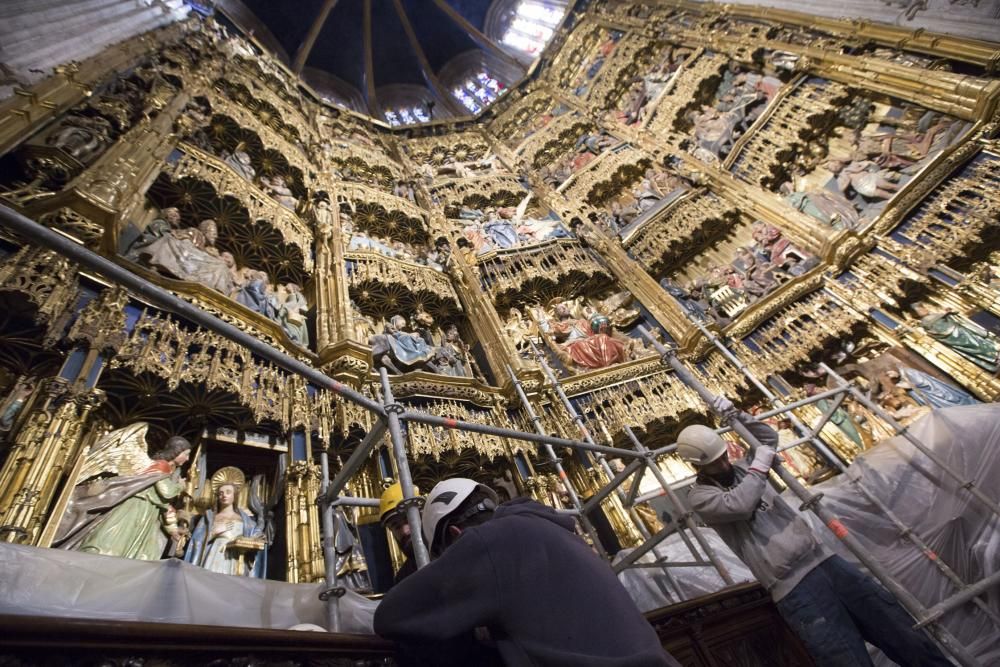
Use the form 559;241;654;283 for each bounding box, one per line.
920;312;1000;373
55;460;184;561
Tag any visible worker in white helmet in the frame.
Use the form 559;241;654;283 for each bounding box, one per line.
682;396;951;667
374;477;679;667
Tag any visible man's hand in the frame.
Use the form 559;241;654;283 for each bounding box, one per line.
749;446;776;475
711;395;739;421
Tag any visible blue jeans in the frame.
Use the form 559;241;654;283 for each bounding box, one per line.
776;556;952;667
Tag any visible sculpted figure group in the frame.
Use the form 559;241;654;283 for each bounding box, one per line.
54;423;271;577
368;311;474;378
459;206;571;256
516;293;645;372
664;222;819;325
781;102;966;229
125;208;309;347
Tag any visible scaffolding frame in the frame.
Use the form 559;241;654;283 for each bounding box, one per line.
0;204;996;666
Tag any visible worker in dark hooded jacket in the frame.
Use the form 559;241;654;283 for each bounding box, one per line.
373;477;678;667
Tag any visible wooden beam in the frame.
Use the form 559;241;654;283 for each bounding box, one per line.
362;0;379;116
431;0;526;74
391;0;467;118
291;0;340;75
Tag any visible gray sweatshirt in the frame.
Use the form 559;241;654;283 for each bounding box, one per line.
687;415;832;601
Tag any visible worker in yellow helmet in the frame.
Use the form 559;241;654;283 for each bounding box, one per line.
379;482;424;587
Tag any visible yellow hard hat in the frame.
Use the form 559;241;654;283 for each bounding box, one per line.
379;482;423;523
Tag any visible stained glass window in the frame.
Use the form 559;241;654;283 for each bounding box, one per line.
384;104;430;126
500;1;564;56
452;70;503;113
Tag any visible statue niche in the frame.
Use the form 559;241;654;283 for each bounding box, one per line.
368;311;477;379
458;205;571;257
598;167;690;235
677;57;793;166
124;207;310;348
610;44;694;127
569;29;624;98
521;291;646;373
537;131;617;190
662;221;819;326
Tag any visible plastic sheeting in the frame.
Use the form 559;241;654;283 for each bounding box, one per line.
0;542;378;634
614;530;756;612
799;403;1000;664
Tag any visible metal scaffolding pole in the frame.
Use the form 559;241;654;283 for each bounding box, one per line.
379;368;430;569
318;449;342;632
690;318;1000;630
637;326;980;667
622;426;735;585
530;349;657;543
506;366;610;559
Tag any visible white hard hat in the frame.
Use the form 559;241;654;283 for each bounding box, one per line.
422;478;498;554
676;424;727;466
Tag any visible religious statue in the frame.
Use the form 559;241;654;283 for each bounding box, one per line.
139;218;236;295
782;183;861;231
911;303;1000;373
124;207;182;259
47;113;114;163
223;148;256;181
536;298;632;371
260;174;298;210
882;366;979;410
0;378;33;433
278;283;309;347
434;324;472;378
369;314;438;374
504;308;537;357
233;268;277;320
184;466;266;577
54;424;191;560
804;383;865;449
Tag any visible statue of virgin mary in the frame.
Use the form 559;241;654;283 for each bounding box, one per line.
184;467;266;577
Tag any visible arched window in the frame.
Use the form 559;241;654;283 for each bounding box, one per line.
383;104;431;127
495;1;567;58
452;69;505;113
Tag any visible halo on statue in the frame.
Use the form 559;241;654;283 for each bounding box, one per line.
211;466;246;493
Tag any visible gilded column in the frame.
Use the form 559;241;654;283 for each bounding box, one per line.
316;191;372;380
0;287;127;544
285;461;324;583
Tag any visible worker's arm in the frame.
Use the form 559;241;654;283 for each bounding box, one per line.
373;529;499;641
688;412;778;524
735;410;779;450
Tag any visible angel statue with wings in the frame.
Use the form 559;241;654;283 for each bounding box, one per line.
53;423;191;561
184;466;267;577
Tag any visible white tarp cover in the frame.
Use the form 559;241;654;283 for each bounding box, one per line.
802;403;1000;664
0;543;378;634
614;529;756;611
